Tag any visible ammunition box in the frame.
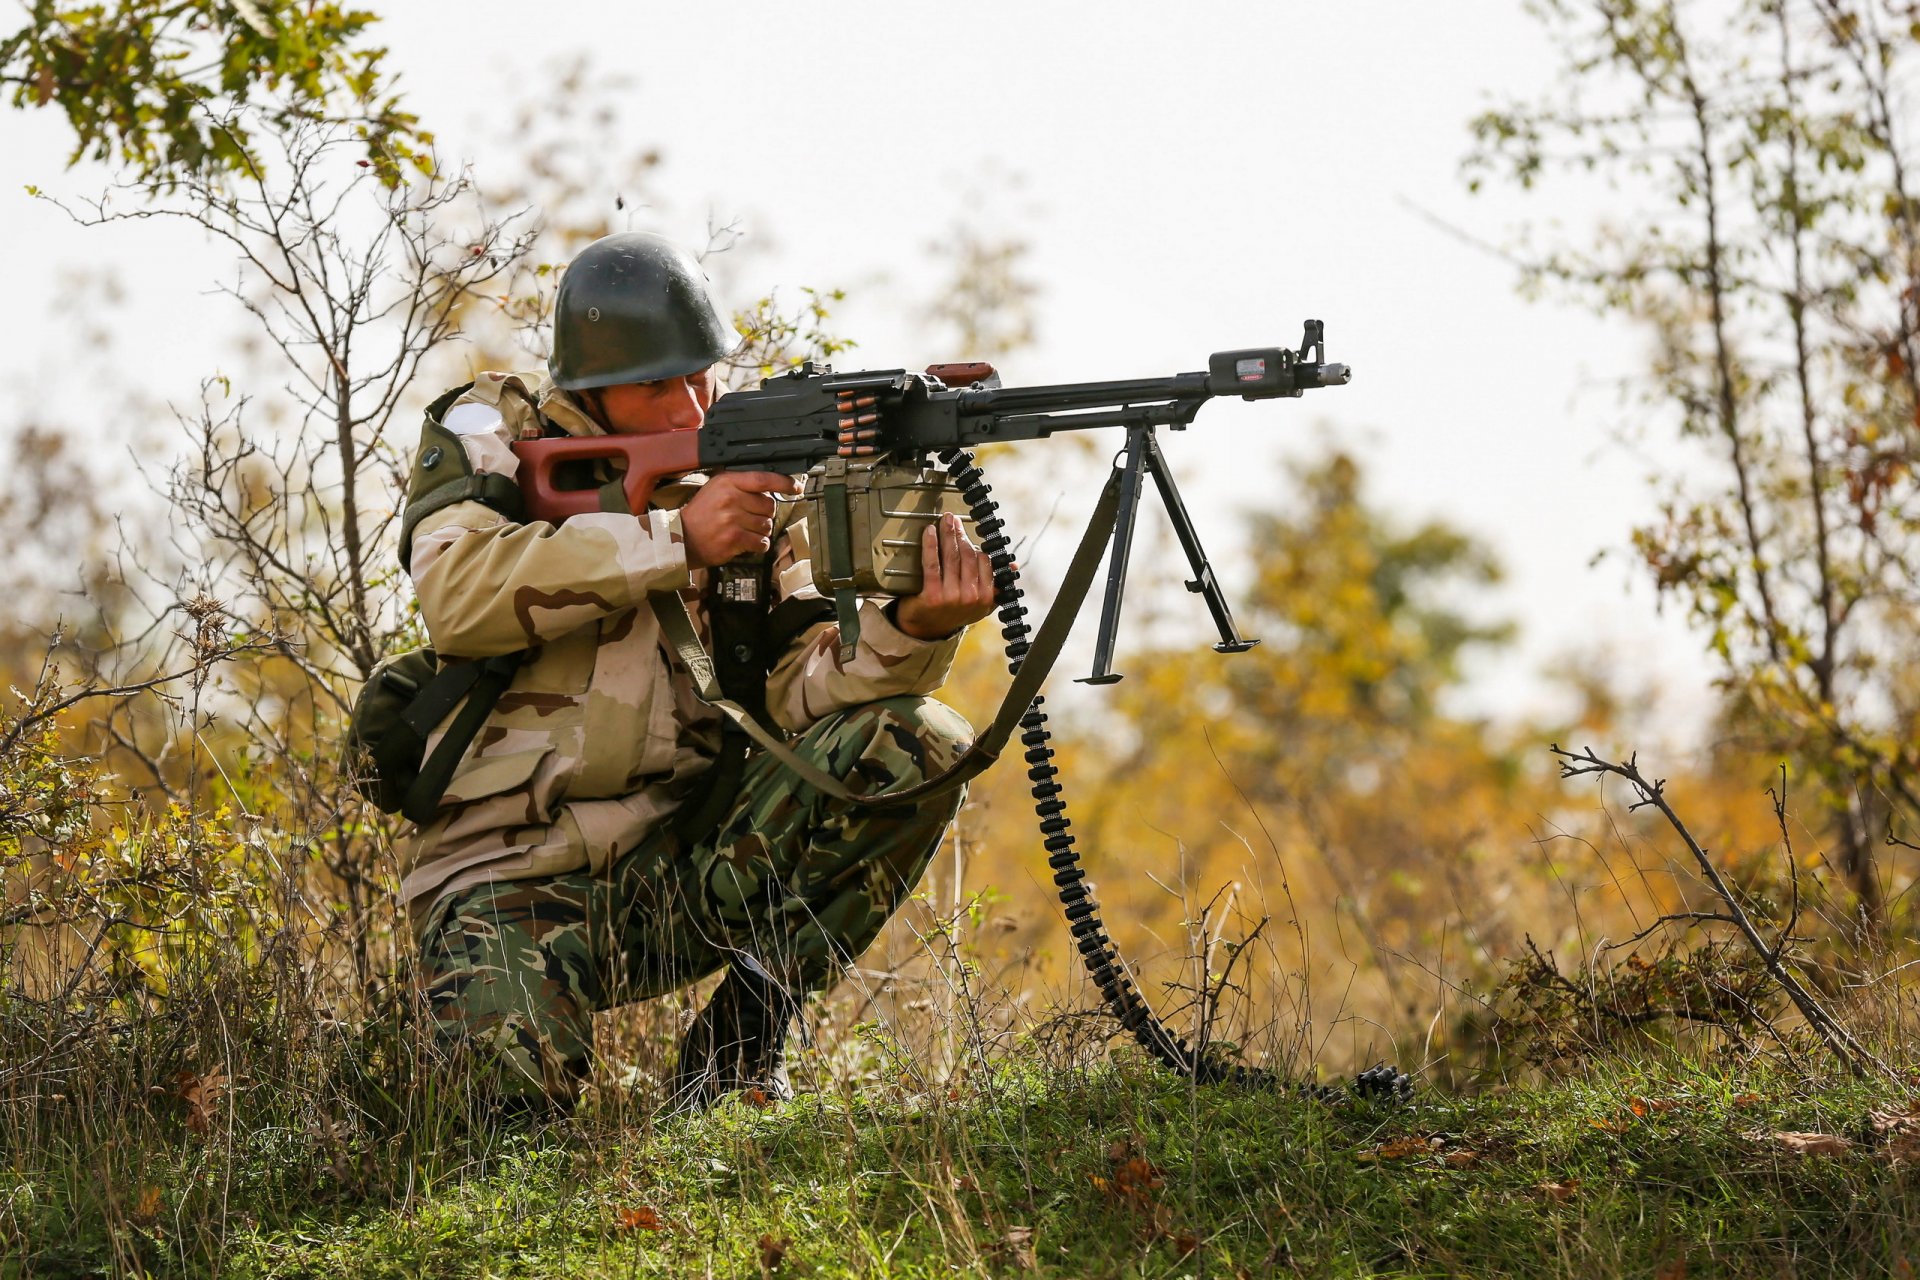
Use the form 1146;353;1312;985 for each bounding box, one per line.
803;460;979;598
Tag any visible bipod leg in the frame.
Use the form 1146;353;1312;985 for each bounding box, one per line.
1079;426;1151;685
1142;433;1259;655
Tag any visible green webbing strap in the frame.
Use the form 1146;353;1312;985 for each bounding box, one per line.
648;466;1125;810
398;472;527;571
400;651;526;824
818;459;863;661
651;594;857;799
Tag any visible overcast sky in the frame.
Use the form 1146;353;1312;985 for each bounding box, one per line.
0;0;1723;742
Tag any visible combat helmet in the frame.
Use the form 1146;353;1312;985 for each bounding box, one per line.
549;232;739;391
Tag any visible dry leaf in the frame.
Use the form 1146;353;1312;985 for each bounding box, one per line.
616;1205;664;1232
1654;1257;1688;1280
1770;1131;1853;1156
1869;1103;1920;1136
998;1226;1036;1271
175;1066;228;1135
1358;1137;1432;1162
1444;1150;1480;1168
742;1087;772;1110
953;1173;978;1194
1110;1155;1164;1203
131;1185;164;1226
1631;1097;1678;1116
1534;1179;1581;1202
758;1232;790;1274
1886;1132;1920;1165
1171;1231;1201;1258
1591;1116;1630;1134
1730;1092;1763;1108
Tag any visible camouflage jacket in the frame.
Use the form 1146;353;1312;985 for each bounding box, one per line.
398;370;963;916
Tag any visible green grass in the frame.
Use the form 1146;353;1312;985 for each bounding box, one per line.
11;1050;1920;1278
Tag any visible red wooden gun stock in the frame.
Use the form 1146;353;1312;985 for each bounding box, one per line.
508;431;702;523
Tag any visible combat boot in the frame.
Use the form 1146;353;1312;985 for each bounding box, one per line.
669;964;797;1113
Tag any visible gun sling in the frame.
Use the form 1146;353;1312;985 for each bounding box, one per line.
649;466;1124;810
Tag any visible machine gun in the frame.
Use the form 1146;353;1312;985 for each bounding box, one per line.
512;319;1349;684
509;320;1402;1099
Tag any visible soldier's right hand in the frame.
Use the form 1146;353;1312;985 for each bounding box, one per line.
681;471;803;569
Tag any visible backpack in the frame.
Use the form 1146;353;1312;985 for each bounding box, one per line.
343;647;525;823
344;382;534;823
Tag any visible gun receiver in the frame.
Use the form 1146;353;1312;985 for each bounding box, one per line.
510;319;1351;681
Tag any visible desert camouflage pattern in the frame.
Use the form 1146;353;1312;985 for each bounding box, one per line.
416;695;969;1100
401;370;965;914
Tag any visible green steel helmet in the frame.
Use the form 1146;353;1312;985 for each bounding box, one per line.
548;232;739;391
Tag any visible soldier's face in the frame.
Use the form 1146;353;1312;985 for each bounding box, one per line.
598;366;716;435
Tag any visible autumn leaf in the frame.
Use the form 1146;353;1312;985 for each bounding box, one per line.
1868;1102;1920;1136
1357;1136;1433;1162
1590;1116;1631;1134
615;1205;664;1232
1867;1105;1920;1164
1170;1230;1202;1258
1769;1131;1852;1156
996;1226;1036;1271
1444;1150;1480;1168
1654;1256;1689;1280
1630;1096;1678;1116
1730;1092;1763;1108
1533;1179;1580;1202
174;1066;228;1135
1109;1155;1165;1206
131;1185;164;1226
757;1232;790;1275
742;1086;772;1110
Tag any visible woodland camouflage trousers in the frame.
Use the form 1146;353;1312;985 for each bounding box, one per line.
414;695;970;1102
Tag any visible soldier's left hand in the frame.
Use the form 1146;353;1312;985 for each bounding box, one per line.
893;513;998;641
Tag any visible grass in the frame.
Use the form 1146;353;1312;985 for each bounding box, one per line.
10;1044;1920;1278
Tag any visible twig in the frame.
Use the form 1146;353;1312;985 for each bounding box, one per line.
1552;743;1889;1079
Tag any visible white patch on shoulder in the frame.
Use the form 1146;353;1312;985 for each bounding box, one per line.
441;402;505;437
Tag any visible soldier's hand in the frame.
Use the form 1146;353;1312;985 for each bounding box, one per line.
682;471;802;569
893;512;999;640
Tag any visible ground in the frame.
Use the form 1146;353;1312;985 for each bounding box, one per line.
13;1050;1920;1278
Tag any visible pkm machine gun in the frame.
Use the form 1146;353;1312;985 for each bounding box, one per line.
508;320;1393;1098
512;319;1351;683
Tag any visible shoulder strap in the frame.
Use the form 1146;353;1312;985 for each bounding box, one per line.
649;465;1123;809
398;382;527;571
400;651;527;823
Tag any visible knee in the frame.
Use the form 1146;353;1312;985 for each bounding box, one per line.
832;695;972;783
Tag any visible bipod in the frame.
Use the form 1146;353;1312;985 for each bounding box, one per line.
1080;425;1259;685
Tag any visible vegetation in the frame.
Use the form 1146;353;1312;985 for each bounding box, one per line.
1467;0;1920;937
6;1;1920;1276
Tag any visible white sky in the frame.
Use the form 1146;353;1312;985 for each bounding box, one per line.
0;0;1722;741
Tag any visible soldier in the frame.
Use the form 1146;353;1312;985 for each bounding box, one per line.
396;231;995;1115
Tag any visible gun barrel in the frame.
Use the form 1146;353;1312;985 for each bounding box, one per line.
1298;362;1350;389
956;372;1212;415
